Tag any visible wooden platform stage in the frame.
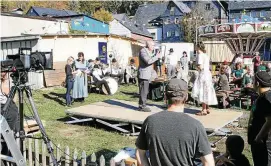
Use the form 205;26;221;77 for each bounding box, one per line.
65;99;243;135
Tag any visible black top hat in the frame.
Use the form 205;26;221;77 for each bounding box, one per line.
112;58;117;63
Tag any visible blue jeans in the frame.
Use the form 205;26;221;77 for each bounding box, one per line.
66;79;74;105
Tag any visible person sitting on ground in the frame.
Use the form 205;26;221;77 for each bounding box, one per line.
124;59;137;85
232;63;244;88
215;135;250;166
242;67;253;88
258;61;267;72
136;78;215;166
110;58;124;85
92;64;111;95
215;66;230;109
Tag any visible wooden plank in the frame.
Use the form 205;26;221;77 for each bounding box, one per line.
73;149;78;166
35;139;39;166
28;138;33;166
81;151;86;166
66;100;243;131
42;142;46;166
99;155;105;166
65;146;70;166
56;144;61;163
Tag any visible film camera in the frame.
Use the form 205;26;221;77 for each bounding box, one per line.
1;48;53;84
1;48;53;72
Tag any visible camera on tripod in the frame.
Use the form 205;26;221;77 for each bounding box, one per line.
1;48;53;72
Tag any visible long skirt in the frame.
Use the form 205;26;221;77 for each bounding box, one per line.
191;70;218;105
72;74;88;99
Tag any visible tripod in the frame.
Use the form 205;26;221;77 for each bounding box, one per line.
2;70;58;166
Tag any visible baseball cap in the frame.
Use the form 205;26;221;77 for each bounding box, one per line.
166;78;188;100
255;71;271;87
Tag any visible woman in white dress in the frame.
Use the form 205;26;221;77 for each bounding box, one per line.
192;43;218;115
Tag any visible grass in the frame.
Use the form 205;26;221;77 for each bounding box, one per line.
24;85;252;163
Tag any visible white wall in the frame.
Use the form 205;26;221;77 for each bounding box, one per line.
161;42;194;61
109;19;132;37
38;36;137;68
147;28;162;41
1;15;69;37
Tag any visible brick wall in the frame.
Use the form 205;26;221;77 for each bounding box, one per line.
44;61;66;87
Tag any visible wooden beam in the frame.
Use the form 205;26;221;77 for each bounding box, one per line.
225;39;236;54
246;34;253;53
232;39;239;53
253;38;265;52
237;34;243;53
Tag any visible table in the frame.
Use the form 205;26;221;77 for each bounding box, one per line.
150;77;169;105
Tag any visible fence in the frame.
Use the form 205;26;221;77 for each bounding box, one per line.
16;138;134;166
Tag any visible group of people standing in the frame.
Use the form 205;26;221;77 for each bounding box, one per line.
65;52;89;106
137;41;217;115
64;52;138;106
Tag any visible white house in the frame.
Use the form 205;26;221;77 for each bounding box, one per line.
1;13;69;37
110;14;153;42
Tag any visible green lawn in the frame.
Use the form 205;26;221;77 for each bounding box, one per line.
25;85;252;163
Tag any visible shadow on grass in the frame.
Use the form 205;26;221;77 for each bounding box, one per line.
43;92;65;105
120;91;139;98
103;99;138;110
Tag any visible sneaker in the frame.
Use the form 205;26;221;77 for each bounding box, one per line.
139;107;151;112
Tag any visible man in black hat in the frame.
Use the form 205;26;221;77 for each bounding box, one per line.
248;71;271;166
136;78;214;166
165;48;177;79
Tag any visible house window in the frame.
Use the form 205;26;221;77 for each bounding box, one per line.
171;31;175;36
260;10;266;17
167;18;171;24
151;33;156;40
175;17;179;24
170;7;175;15
251;11;256;17
175;30;180;37
205;3;211;10
167;31;172;37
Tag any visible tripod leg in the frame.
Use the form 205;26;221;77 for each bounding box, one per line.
24;87;58;166
0;115;26;166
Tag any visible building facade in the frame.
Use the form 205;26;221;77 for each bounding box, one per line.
133;0;227;43
110;14;152;41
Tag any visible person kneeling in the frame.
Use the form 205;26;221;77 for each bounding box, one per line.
92;65;111;95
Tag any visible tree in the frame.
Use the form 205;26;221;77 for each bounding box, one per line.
79;1;102;15
92;8;113;23
68;1;80;12
181;1;216;43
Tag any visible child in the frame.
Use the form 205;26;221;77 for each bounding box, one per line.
65;56;77;107
216;135;250;166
